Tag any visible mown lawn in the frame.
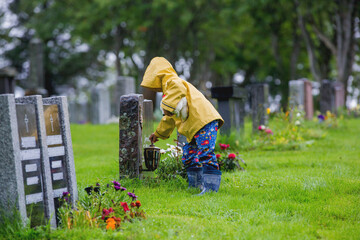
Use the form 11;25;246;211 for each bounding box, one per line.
3;119;360;239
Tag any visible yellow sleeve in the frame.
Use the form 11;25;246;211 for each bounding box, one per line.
161;79;187;113
154;115;176;139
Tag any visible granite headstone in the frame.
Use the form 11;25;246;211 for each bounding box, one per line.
119;94;143;178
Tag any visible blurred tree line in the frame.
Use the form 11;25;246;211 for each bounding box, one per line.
0;0;359;106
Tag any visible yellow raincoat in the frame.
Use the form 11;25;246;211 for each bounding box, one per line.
141;57;224;142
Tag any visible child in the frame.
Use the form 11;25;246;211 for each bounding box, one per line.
141;57;224;194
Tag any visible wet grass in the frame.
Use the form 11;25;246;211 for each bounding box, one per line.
1;119;359;239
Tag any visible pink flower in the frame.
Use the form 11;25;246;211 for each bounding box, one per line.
265;129;273;134
216;154;221;159
219;143;230;150
228;153;236;159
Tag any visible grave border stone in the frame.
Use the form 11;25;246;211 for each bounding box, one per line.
0;94;27;224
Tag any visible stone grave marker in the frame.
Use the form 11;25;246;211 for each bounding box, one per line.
15;95;56;227
1;94;77;228
289;79;313;119
119;94;143;178
90;83;111;124
26;38;47;96
211;86;247;135
113;76;136;116
0;67;17;94
43;96;78;223
250;83;269;133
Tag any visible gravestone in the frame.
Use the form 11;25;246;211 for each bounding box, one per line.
1;94;77;228
43;96;78;223
289;79;313;119
333;82;345;112
320;80;344;114
14;95;56;227
0;67;17;94
0;94;27;224
142;100;154;170
250;83;269;133
211;86;247;135
90;83;111;124
113;76;136;116
26;38;47;96
119;94;143;178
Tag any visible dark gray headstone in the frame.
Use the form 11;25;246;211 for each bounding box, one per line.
0;94;27;224
211;86;247;135
0;67;17;94
43;96;78;222
250;83;269;133
27;38;47;96
320;80;334;114
119;94;143;178
15;95;56;228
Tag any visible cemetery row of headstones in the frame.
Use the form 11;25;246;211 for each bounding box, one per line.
0;94;77;228
209;80;345;136
67;76;136;125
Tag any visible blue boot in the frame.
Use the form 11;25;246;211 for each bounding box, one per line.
187;168;203;190
198;174;221;195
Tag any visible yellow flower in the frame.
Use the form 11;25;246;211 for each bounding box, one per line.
266;108;271;114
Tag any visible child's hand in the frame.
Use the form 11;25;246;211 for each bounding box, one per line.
149;133;159;144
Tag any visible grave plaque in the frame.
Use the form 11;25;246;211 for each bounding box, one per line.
15;95;56;228
250;83;269;133
43;96;78;211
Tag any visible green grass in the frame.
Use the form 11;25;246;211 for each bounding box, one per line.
2;119;360;239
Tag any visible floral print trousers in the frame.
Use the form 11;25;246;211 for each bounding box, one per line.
182;120;221;174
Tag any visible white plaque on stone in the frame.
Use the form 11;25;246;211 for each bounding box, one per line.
25;163;37;172
53;187;68;198
48;146;65;157
53;172;64;181
47;135;63;146
21;136;36;148
51;160;62;169
26;176;39;185
21;149;41;161
26;192;43;204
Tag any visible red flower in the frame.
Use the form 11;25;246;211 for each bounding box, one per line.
201;140;209;145
219;143;230;150
136;200;141;208
216;154;221;159
228;153;236;159
120;202;130;212
130;202;136;208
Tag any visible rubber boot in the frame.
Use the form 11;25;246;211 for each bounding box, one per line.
198;174;221;195
187;168;203;190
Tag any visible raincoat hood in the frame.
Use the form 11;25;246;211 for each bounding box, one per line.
141;57;177;92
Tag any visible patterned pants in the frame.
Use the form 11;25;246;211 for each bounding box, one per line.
182;121;221;174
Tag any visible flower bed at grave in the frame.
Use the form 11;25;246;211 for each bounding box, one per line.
217;108;332;151
58;180;145;230
216;143;247;172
